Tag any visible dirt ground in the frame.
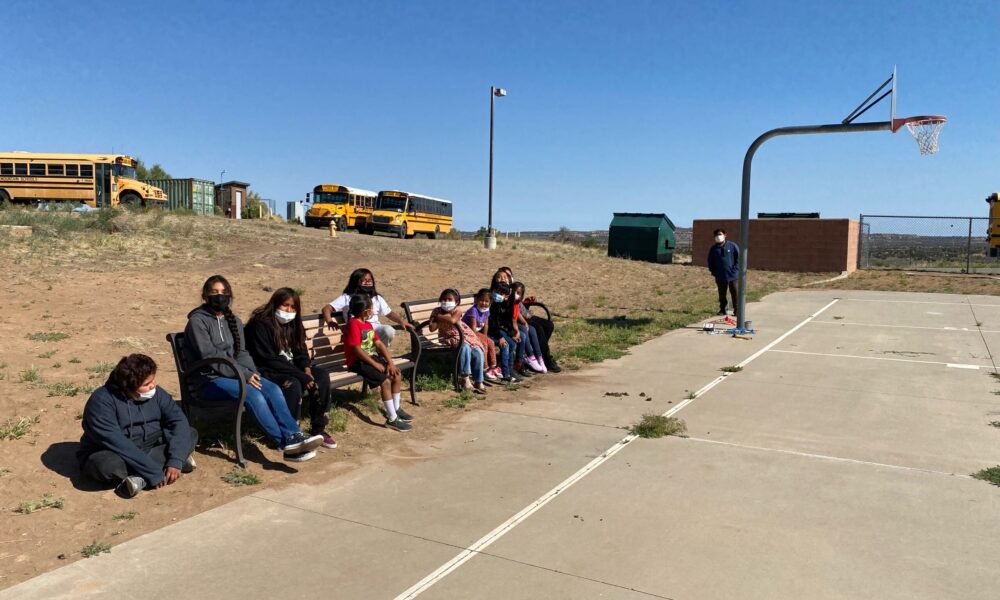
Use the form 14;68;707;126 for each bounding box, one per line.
0;212;882;588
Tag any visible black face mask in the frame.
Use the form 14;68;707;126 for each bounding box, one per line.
206;294;231;312
358;285;375;295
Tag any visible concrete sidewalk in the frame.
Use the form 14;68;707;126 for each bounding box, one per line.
5;290;1000;599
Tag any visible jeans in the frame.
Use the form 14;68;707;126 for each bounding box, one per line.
528;315;555;364
200;376;301;447
490;330;516;378
457;343;485;383
518;324;543;358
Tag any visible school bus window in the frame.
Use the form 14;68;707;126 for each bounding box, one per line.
80;165;93;178
66;164;79;177
29;164;45;176
0;163;11;176
15;164;27;175
48;164;64;176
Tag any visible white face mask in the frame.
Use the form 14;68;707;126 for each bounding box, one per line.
715;234;725;243
440;301;457;311
137;387;157;400
514;294;522;301
275;309;296;324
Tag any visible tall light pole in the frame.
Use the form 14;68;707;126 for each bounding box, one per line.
485;85;506;250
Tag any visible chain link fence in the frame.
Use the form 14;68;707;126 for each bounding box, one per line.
858;215;1000;273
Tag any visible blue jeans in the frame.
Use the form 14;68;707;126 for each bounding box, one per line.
200;376;301;447
489;331;516;378
457;343;485;383
517;324;543;359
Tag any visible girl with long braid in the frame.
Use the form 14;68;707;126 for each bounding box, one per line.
184;275;323;462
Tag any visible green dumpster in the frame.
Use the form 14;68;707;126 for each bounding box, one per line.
607;213;676;264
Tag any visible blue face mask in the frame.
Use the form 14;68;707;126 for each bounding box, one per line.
492;293;504;303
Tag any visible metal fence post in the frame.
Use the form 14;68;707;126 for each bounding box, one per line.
967;217;973;274
858;214;865;270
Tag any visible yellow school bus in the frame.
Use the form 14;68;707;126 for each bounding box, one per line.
369;190;453;239
305;184;377;231
0;153;166;207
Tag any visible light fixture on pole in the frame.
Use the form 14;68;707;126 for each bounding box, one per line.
485;85;507;250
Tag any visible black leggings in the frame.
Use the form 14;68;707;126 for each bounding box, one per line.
270;364;333;434
716;280;738;311
528;315;555;362
81;427;199;484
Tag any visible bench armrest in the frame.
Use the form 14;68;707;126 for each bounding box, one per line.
524;300;552;321
181;356;247;412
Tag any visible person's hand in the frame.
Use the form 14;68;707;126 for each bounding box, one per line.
248;373;262;390
325;319;337;331
513;332;521;343
159;467;182;487
374;362;386;374
498;338;508;348
402;321;416;332
387;363;401;378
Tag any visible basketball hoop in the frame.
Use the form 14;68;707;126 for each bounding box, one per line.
892;115;947;155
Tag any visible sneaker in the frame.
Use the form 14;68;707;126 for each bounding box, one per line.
118;476;146;498
717;309;727;316
484;368;499;381
284;449;317;462
527;356;547;373
518;366;534;377
395;407;414;422
385;418;413;432
282;432;323;453
502;375;521;385
313;431;337;449
544;357;562;373
182;454;198;473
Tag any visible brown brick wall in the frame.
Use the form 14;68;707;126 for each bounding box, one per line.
692;219;858;273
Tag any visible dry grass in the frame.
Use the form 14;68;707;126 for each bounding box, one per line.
818;270;1000;296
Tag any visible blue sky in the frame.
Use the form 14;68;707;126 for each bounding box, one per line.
5;1;997;230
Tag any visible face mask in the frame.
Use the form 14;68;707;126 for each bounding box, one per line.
206;294;230;312
715;235;725;243
492;293;504;303
275;309;296;324
358;285;375;295
514;294;522;301
137;387;157;400
478;303;490;312
440;301;456;311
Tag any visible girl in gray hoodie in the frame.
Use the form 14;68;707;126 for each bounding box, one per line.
184;275;322;462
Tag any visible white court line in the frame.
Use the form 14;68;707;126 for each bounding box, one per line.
392;299;840;600
684;437;967;479
769;349;983;370
843;298;1000;307
811;321;1000;334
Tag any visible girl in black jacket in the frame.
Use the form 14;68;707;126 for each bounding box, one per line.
246;288;336;449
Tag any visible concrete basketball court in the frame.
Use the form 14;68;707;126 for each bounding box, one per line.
5;289;1000;599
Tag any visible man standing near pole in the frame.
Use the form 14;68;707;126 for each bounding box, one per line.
707;228;740;316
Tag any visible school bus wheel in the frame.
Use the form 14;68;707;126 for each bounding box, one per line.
0;190;10;205
428;225;440;240
337;216;348;232
398;222;407;239
119;192;140;206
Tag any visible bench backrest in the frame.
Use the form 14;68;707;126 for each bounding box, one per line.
164;332;199;411
401;295;477;348
301;313;349;373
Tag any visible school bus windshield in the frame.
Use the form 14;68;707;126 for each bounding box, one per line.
378;196;408;212
314;192;348;204
113;165;137;179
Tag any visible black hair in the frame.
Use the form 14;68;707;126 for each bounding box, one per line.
491;281;511;295
343;268;378;297
201;274;242;353
349;293;373;319
498;266;513;276
511;281;526;298
249;287;305;352
107;354;157;395
474;288;492;303
491;270;511;288
713;228;726;236
439;288;461;303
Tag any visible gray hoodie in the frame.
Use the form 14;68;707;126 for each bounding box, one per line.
184;304;258;389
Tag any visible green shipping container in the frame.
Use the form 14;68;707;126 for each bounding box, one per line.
140;178;215;215
607;213;676;264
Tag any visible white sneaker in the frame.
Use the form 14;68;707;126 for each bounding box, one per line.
527;356;547;373
119;476;147;498
182;454;197;473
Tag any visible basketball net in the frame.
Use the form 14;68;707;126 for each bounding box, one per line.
905;118;945;155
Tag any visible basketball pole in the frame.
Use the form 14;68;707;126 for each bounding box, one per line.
735;120;892;332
